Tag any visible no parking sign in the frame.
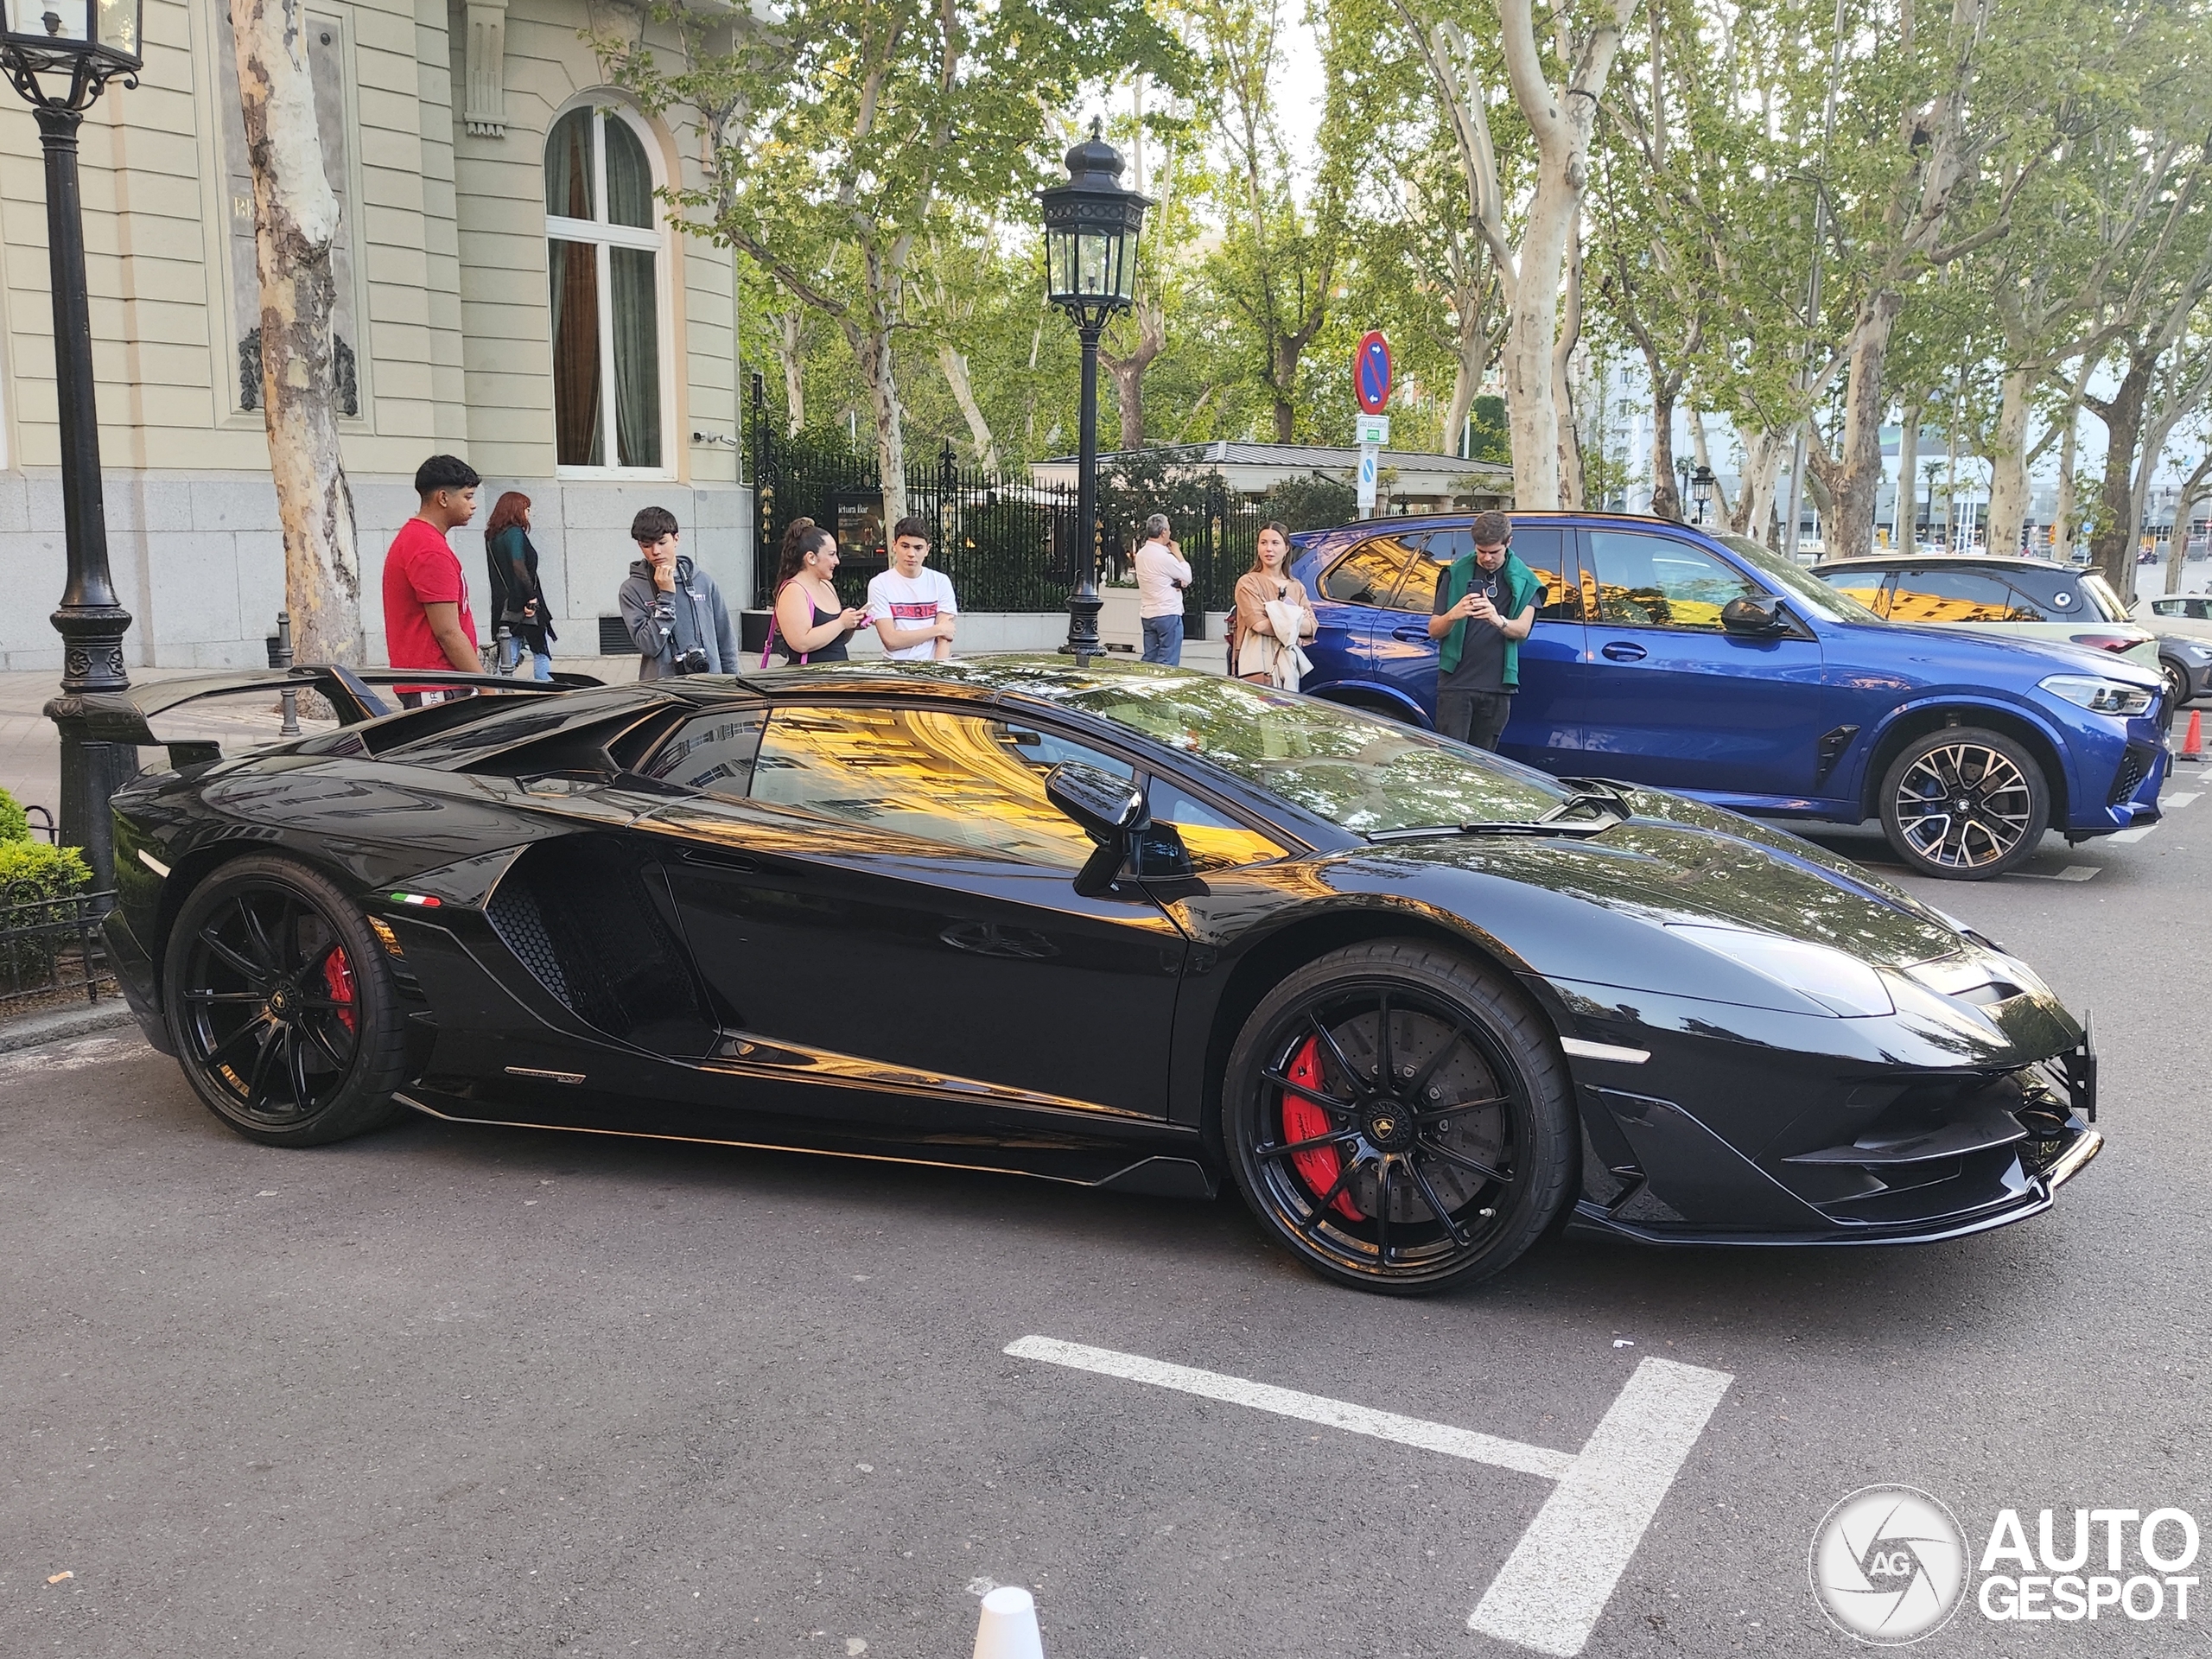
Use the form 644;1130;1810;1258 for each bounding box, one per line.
1355;331;1392;414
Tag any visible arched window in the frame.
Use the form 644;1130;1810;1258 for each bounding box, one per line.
544;104;666;472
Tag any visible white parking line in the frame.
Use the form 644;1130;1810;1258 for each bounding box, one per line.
2164;791;2200;808
2013;864;2102;881
1006;1335;1732;1656
2107;823;2161;843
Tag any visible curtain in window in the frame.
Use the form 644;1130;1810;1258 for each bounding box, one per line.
603;117;653;228
544;108;594;219
611;246;659;467
550;239;603;466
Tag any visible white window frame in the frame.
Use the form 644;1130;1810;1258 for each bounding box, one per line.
545;99;677;481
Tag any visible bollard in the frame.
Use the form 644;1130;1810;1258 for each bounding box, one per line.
273;611;300;737
971;1585;1045;1659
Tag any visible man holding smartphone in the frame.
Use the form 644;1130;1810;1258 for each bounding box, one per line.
1427;510;1541;752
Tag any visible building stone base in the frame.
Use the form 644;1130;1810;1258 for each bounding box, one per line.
0;470;752;673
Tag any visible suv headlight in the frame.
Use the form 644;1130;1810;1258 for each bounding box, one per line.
1666;925;1894;1018
2039;673;2155;716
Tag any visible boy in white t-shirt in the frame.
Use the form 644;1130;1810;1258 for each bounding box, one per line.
867;516;959;661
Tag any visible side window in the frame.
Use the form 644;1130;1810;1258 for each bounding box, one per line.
1585;531;1763;630
1508;526;1574;620
1885;569;2017;624
641;709;767;799
1819;569;1892;617
2000;583;2055;622
1144;777;1284;873
1321;536;1422;607
748;705;1122;868
1391;533;1446;613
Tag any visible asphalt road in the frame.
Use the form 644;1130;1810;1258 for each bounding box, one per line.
3;787;2209;1659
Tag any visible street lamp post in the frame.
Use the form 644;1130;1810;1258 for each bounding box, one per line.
1691;463;1716;527
1039;120;1149;664
3;0;144;889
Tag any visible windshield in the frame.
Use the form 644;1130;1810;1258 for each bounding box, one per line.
1039;673;1574;835
1716;534;1883;623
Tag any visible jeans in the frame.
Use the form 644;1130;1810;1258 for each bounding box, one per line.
1437;688;1514;752
530;652;553;682
1141;613;1185;665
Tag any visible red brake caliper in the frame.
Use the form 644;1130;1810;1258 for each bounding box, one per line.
1283;1034;1361;1219
321;949;357;1035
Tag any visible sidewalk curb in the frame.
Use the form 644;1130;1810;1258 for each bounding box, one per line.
0;1000;139;1053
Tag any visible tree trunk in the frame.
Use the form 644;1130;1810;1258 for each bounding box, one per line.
854;324;909;525
2085;345;2153;594
1892;404;1920;550
1730;430;1785;544
1648;378;1680;520
2169;454;2212;596
1817;289;1907;558
776;309;805;436
1270;333;1301;443
1551;223;1585;509
232;0;361;666
1102;293;1165;453
936;342;1001;473
1984;368;2031;555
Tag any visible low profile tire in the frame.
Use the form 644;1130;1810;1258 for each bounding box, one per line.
2161;660;2189;726
1878;726;2049;880
161;855;409;1147
1223;940;1575;1295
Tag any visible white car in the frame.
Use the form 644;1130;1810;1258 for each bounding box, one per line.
2133;594;2212;707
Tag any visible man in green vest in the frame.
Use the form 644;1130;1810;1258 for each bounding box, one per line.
1427;509;1542;751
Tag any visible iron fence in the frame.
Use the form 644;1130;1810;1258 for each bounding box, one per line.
1;882;116;1009
749;394;1244;629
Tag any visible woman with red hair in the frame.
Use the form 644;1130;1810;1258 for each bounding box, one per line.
484;492;556;679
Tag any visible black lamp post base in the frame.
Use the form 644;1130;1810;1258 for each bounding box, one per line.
1060;588;1104;664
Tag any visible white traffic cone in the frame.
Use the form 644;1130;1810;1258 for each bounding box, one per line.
971;1584;1045;1659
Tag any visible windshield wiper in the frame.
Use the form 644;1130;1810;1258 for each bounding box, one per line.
1367;784;1630;843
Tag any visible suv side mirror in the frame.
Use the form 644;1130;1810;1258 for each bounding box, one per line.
1046;761;1148;845
1720;594;1787;636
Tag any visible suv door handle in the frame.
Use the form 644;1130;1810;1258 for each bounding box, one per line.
1389;626;1432;643
1600;640;1649;663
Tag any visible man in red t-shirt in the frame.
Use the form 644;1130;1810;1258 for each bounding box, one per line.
382;454;482;703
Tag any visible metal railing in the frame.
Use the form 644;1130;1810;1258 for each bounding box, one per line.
0;882;116;1008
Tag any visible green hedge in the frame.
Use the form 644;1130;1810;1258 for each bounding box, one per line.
0;833;94;987
0;785;27;845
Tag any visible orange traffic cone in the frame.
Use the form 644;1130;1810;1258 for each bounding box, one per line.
2181;708;2203;763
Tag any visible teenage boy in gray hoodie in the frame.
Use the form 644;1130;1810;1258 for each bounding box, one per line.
617;506;738;680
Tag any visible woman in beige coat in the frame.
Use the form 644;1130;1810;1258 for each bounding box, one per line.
1230;522;1318;689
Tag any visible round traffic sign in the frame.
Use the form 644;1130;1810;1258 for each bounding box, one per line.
1355;331;1392;414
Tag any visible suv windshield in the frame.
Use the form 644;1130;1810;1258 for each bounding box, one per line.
1039;673;1573;835
1716;534;1882;623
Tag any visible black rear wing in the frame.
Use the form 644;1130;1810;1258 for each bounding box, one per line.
59;665;601;769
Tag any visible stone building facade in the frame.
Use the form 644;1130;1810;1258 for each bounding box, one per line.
0;0;747;673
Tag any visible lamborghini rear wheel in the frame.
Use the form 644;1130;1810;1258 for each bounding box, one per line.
162;855;409;1147
1223;940;1575;1294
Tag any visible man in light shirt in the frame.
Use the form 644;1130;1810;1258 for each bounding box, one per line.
1134;512;1193;665
867;516;959;661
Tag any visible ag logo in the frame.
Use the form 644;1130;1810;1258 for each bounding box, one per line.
1809;1485;1968;1644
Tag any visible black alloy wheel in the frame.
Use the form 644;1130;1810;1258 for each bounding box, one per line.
1878;726;2049;880
161;855;409;1147
1223;940;1574;1294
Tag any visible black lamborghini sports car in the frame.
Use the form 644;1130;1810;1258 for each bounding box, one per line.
97;658;2101;1294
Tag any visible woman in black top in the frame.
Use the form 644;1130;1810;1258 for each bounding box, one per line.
484;492;556;679
769;518;867;664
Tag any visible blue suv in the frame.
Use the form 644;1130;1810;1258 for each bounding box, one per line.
1294;512;2169;879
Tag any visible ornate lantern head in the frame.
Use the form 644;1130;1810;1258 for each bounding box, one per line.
1038;119;1150;328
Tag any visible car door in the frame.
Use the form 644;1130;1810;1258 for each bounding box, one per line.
1389;523;1587;770
646;700;1188;1125
1579;527;1828;800
1311;531;1432;701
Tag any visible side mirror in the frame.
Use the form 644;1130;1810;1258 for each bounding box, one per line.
1046;761;1148;846
1720;595;1787;636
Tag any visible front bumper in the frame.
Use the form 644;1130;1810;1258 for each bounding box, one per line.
100;906;174;1055
1549;978;2101;1248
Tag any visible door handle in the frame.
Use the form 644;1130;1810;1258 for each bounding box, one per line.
1389;627;1433;643
1600;640;1649;663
